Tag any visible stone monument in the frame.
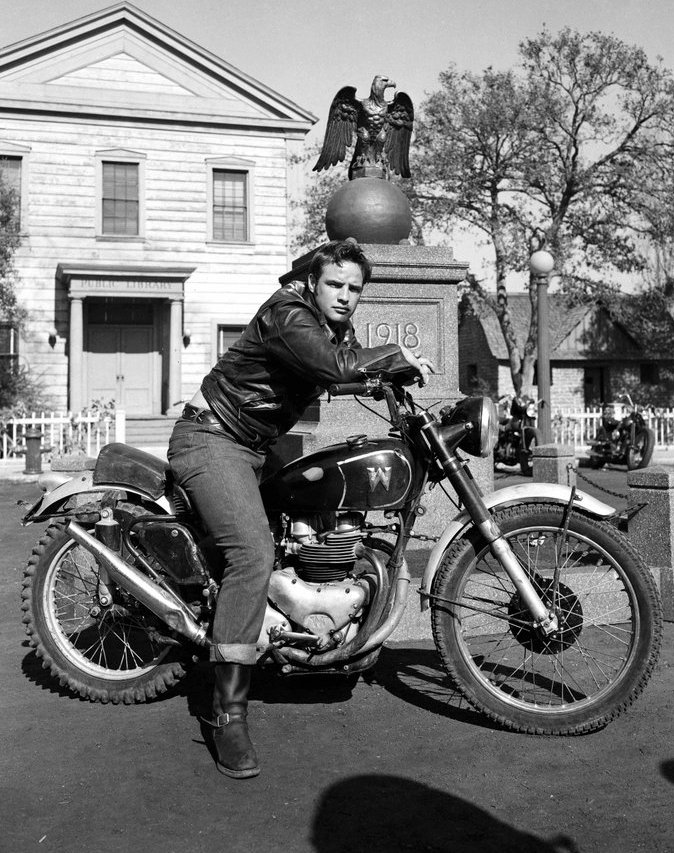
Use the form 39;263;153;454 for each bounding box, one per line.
278;76;492;555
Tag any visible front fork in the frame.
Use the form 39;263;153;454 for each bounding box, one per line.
423;419;559;634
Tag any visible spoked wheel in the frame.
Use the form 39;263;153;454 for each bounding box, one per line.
431;502;662;734
21;520;188;703
626;428;655;470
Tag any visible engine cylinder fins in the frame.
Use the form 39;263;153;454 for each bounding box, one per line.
296;531;361;582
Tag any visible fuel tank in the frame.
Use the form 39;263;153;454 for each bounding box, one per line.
260;436;416;512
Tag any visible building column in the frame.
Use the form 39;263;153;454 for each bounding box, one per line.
168;298;183;413
69;297;84;412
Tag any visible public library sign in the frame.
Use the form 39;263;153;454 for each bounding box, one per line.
57;264;195;300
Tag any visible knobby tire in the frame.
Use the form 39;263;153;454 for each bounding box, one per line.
431;502;662;735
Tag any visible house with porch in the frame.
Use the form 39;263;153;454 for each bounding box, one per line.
458;293;674;409
0;2;315;443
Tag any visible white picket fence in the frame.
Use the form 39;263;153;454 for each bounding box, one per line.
2;405;674;464
0;409;126;463
553;407;674;450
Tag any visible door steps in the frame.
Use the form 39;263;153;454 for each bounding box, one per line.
124;415;176;448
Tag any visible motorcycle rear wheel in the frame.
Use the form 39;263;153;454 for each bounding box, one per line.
21;517;188;703
431;502;662;735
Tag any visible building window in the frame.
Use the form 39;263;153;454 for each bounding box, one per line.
640;363;659;385
95;150;145;240
212;171;248;242
0;143;30;231
216;324;246;360
0;156;21;228
206;157;254;244
0;322;18;371
102;162;139;235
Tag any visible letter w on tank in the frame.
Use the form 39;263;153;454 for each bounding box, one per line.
367;466;392;491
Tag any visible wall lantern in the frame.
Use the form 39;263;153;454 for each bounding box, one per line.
48;327;58;348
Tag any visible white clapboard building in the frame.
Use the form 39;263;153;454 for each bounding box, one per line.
0;2;315;437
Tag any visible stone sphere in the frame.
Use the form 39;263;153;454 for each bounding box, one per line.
325;178;412;244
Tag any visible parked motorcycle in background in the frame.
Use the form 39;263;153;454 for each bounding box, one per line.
588;392;655;471
494;394;542;476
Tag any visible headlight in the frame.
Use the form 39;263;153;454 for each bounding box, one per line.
440;396;499;458
525;402;537;419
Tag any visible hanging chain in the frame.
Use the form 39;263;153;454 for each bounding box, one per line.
574;467;628;500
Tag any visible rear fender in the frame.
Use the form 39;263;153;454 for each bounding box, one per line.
22;470;172;524
419;483;616;610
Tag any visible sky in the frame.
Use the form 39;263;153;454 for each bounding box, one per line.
1;0;673;147
1;0;672;285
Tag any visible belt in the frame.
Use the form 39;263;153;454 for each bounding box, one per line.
181;403;222;426
180;403;272;453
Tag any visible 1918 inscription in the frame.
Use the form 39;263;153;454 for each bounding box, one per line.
365;322;421;350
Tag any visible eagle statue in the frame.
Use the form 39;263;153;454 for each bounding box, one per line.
313;75;414;180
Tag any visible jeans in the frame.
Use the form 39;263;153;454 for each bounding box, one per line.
167;418;275;665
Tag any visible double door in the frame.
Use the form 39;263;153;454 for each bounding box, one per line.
86;323;158;414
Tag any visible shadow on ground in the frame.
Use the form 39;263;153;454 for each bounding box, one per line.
310;774;580;853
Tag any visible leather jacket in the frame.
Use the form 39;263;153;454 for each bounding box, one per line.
201;281;412;448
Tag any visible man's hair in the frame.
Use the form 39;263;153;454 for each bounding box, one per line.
308;239;372;285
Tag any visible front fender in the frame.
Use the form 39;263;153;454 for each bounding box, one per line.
419;483;616;610
22;470;172;524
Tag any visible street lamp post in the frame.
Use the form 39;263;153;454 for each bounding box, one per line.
529;250;555;444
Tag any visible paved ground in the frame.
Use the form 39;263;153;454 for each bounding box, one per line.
2;468;673;853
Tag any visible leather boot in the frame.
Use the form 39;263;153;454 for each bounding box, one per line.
207;663;260;779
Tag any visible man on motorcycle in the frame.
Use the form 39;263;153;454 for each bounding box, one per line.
168;239;433;778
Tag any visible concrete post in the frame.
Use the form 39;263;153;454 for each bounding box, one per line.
23;427;43;475
68;297;84;412
532;443;576;486
627;466;674;621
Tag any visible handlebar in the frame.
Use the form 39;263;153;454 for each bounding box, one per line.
327;376;416;427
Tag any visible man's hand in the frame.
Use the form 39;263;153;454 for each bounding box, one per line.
400;346;435;386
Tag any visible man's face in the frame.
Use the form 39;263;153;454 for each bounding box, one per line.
308;261;364;326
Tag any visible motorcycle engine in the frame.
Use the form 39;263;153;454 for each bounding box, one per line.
287;511;364;582
258;511;373;650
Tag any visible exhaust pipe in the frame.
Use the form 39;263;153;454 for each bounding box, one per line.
67;520;209;646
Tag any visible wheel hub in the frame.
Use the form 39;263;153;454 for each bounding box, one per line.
508;579;583;653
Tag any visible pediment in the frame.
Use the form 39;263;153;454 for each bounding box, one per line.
0;3;315;132
46;52;198;98
556;306;640;357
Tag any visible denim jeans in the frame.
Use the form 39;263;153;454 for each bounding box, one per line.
167;418;275;665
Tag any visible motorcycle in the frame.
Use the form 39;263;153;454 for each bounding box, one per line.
588;392;656;471
20;375;662;735
494;394;542;476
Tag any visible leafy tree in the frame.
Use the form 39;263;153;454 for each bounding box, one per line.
413;28;674;395
0;173;24;327
289;144;347;252
0;172;31;411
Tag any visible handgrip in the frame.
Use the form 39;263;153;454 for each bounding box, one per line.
328;382;370;397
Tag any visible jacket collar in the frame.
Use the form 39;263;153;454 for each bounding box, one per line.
283;280;353;343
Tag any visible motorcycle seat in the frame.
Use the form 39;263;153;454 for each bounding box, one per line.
93;442;168;500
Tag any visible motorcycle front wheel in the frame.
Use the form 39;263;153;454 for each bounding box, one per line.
21;519;189;703
626;428;655;470
431;502;662;735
